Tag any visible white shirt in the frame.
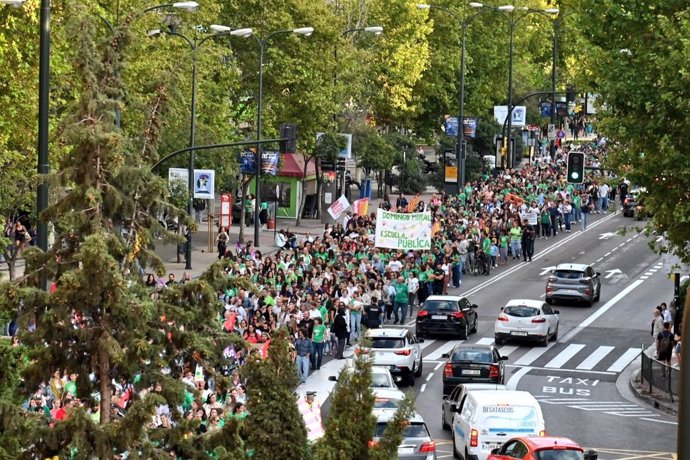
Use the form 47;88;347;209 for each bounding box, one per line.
599;184;610;198
407;277;419;294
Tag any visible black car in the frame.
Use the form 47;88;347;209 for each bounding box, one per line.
622;188;645;217
415;295;478;339
441;344;507;395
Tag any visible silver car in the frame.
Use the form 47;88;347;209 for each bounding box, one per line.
545;263;601;307
372;412;437;460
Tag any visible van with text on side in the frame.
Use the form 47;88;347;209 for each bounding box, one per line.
450;390;545;460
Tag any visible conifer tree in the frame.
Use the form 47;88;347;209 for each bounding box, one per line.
242;328;310;459
0;5;246;459
314;347;415;460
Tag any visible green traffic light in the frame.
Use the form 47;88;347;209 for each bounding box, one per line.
572;172;579;180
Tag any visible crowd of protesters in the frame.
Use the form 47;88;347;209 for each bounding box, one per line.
11;137;621;446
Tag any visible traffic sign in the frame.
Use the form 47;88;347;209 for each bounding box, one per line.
547;124;556;140
557;129;566;139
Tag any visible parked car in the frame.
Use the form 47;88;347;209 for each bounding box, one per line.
371;411;437;460
495;299;560;347
359;328;424;386
416;295;479;339
441;383;507;430
488;436;598;460
441;344;508;395
545;263;601;306
451;390;545;460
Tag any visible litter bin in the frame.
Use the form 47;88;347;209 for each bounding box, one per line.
267;218;276;230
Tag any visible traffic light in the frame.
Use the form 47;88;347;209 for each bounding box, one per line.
279;123;297;154
336;158;346;173
567;151;585;183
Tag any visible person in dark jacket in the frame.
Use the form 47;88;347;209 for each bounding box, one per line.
332;308;349;359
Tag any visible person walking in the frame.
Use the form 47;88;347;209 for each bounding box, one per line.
393;276;409;324
294;329;312;384
521;220;535;262
656;322;675;371
216;227;229;260
580;195;592;231
598;182;610;213
509;221;522;260
332;308;349;359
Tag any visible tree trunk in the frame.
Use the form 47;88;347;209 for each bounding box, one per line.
98;340;112;458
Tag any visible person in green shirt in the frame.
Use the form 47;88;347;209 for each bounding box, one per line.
393;276;409;324
311;317;327;370
509;221;522;260
499;233;509;265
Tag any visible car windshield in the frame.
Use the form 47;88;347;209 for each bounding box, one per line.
375;422;429;438
504;306;539;317
423;300;458;313
452;350;493;363
534;449;584;460
553;270;585;279
371;373;393;388
373;397;402;409
371;338;404;349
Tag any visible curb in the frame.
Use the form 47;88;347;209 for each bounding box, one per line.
628;368;678;416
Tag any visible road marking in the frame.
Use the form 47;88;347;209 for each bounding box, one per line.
560;279;645;343
640;417;678;425
420;339;436;350
426;372;434;382
420;383;427;393
605;252;612;257
434;362;443;371
506;366;531;390
576;345;615;370
640;276;649;280
545;344;586;368
498;345;519;358
607;348;641;372
506;364;615;375
475;337;495;345
539;293;546;298
426;340;464;360
513;344;554;366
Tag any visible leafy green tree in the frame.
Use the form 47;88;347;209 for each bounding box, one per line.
0;6;247;458
354;126;397;197
242;328;309;460
578;0;690;257
314;345;415;460
299;131;346;224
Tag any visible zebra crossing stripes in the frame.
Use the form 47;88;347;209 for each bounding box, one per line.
576;345;615;370
545;344;586;368
513;344;553;366
535;397;665;420
425;340;464;360
475;337;495;345
606;348;641;372
498;345;519;358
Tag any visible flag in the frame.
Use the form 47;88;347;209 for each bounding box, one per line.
407;193;421;213
353;198;369;216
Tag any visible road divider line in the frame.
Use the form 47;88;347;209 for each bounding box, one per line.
420;383;427;393
426;373;434;382
506;366;531;390
434;362;443;371
560;279;644;343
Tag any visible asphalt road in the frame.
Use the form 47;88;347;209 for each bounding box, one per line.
302;211;679;459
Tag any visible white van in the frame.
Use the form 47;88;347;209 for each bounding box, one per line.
450;390;545;460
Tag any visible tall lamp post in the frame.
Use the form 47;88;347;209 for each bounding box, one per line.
149;25;252;269
478;4;558;169
417;3;489;190
241;27;314;247
334;26;382;194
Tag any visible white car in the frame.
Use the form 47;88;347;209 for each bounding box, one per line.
494;299;559;347
363;328;424;386
328;362;398;390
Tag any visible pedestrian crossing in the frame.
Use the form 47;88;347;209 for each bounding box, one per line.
421;337;642;374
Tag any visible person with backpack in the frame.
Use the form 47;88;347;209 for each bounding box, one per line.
656;322;675;369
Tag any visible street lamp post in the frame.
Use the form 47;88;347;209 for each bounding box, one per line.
480;4;558;169
417;3;488;190
150;25;251;269
547;10;572;160
243;27;314;247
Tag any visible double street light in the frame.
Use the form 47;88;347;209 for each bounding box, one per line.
417;2;489;189
149;24;252;269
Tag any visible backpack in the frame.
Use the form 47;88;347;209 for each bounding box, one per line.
658;332;674;354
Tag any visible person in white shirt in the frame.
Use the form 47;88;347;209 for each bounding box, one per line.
598;183;610;212
406;274;419;319
388;258;403;272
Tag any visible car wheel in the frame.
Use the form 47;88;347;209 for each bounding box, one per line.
452;434;461;459
540;331;549;347
470;316;478;333
594;287;601;302
406;368;415;386
545;298;553;305
587;297;594;307
442;406;450;430
551;324;559;342
459;322;469;340
495;335;504;346
415;357;423;377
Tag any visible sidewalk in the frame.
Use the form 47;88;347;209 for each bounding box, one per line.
626;344;679;416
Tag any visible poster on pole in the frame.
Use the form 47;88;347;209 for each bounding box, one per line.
168;168;188;188
327;195;350;220
374;209;432;250
493;105;527;126
520;210;539;225
261;151;280;176
193;169;215;199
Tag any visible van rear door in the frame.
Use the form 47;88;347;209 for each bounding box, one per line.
476;404;544;454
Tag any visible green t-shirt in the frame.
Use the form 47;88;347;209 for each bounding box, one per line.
64;381;77;397
482;237;492;254
394;283;409;302
499;235;509;248
509;227;522;242
312;324;326;343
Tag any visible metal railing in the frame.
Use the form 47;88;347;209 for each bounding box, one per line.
639;345;680;402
